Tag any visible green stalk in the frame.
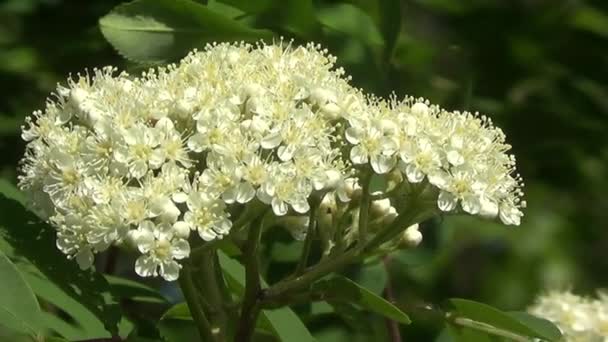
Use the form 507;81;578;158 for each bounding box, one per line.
357;172;372;244
294;201;318;275
178;264;215;342
194;249;228;342
264;190;434;302
235;213;265;341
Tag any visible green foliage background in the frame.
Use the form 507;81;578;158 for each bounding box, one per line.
0;0;607;340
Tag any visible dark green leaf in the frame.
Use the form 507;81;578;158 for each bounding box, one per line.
218;252;315;342
507;311;562;341
0;195;121;336
23;269;108;339
378;0;401;57
158;319;198;342
99;0;273;63
106;275;169;304
449;298;546;340
157;303;198;342
0;250;42;335
313;276;411;324
0;179;25;205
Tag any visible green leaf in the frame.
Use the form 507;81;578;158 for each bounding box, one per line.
40;311;86;340
218;252;316;342
99;0;273;63
313;276;411;324
0;195;121;336
215;0;274;14
449;298;553;340
352;260;387;295
157;303;198;342
317;4;384;48
106;275;169;304
158;319;199;342
0;178;25;205
0;115;22;137
506;311;562;341
0;250;42;335
23;269;108;339
571;6;608;39
160;303;191;321
377;0;401;57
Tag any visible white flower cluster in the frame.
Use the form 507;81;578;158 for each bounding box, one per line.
19;41;524;281
529;290;608;341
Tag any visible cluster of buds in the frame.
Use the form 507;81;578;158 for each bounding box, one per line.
19;41;524;280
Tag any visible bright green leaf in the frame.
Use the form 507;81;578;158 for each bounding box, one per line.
0;250;42;335
99;0;273;63
313;276;411;324
40;311;85;340
160;303;191;321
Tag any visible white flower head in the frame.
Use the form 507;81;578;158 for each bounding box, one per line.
18;41;524;281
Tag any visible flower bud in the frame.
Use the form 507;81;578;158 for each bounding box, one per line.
401;224;422;247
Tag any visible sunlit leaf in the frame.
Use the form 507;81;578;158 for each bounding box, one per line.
99;0;273;63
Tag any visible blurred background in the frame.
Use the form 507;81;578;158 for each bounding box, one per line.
1;0;607;340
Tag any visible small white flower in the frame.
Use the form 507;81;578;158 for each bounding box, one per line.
132;220;190;281
345;120;397;174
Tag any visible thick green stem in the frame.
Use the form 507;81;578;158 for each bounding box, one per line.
179;264;215;342
194;250;228;342
235;214;265;342
294;202;318;275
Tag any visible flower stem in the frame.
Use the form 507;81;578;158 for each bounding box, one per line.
358;172;372;244
263;191;433;302
179;263;215;342
235;213;265;341
294;201;318;275
194;249;228;342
